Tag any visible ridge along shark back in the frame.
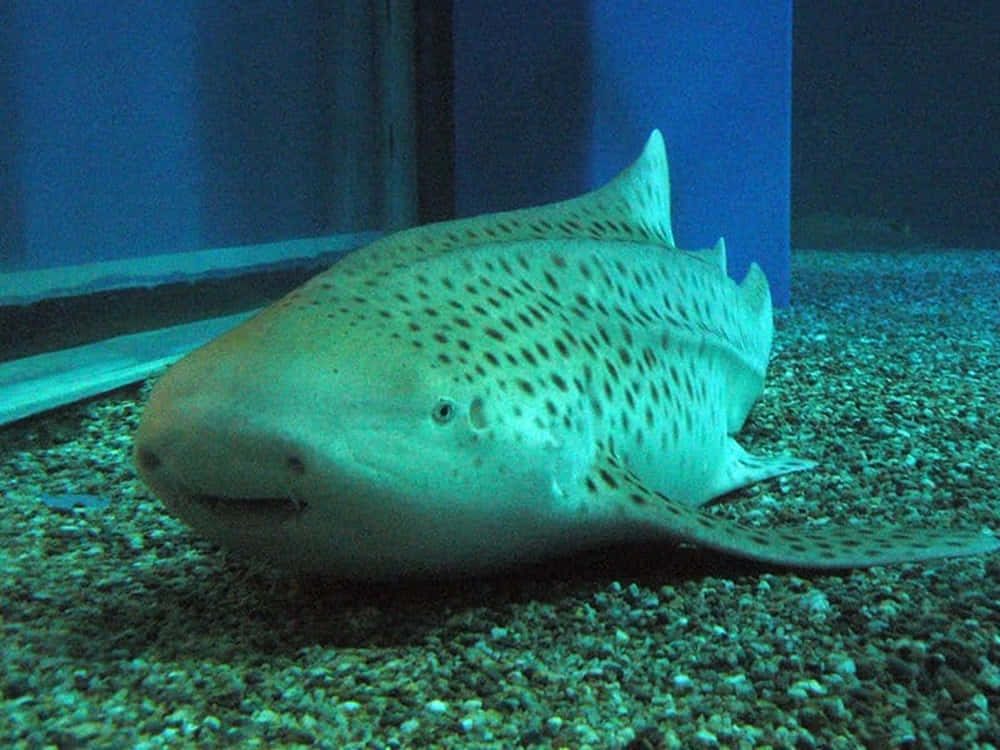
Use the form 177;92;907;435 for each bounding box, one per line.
134;130;998;579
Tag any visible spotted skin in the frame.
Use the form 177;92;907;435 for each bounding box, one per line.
134;131;998;578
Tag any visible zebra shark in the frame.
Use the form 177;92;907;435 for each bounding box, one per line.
134;130;998;578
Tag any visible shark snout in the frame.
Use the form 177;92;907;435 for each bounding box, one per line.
134;422;308;506
133;359;424;572
133;369;317;516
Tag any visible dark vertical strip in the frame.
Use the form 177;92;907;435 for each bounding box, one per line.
414;1;455;224
376;0;418;231
0;3;25;270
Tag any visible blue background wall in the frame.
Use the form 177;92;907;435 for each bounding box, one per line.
793;2;1000;247
4;2;203;269
453;0;793;305
2;1;365;272
4;2;792;304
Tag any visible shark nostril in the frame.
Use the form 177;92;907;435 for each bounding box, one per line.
286;456;306;476
136;447;162;472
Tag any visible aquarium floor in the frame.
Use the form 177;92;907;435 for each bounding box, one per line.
1;248;998;748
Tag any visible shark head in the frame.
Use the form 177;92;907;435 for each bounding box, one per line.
134;247;601;577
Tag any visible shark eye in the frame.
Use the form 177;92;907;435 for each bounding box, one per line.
431;398;457;424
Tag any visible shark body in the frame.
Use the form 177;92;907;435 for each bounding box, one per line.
134;131;998;578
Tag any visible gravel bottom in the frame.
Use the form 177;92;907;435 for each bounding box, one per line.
2;248;999;749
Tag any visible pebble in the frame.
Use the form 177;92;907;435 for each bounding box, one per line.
425;699;448;714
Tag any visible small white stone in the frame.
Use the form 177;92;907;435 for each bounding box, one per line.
694;728;719;746
426;699;448;714
787;678;827;700
253;708;278;725
834;657;856;676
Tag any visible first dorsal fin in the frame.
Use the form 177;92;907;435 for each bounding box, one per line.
332;130;676;277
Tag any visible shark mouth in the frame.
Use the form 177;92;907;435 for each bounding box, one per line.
191;493;307;520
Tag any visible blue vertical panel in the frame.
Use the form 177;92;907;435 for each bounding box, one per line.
10;1;202;269
454;0;792;305
0;3;23;271
193;2;352;248
451;2;593;214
